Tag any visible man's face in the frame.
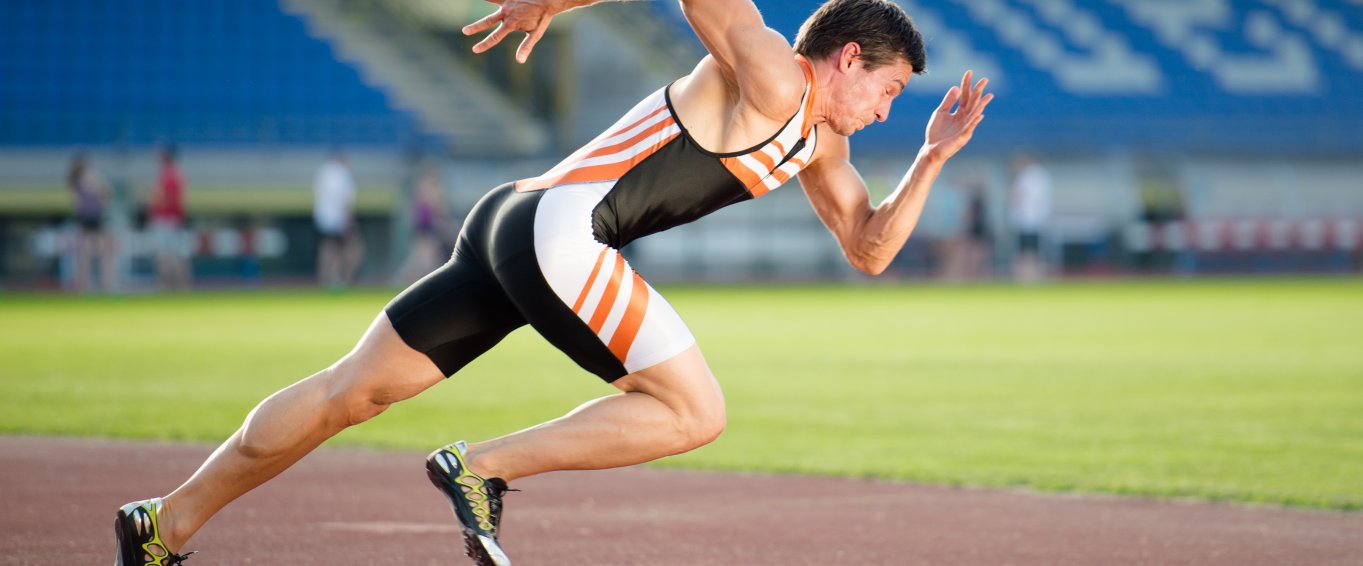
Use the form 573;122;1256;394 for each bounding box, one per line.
823;56;914;137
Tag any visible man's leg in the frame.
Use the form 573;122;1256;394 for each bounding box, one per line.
72;232;93;292
318;237;340;287
151;313;445;553
98;230;118;293
459;345;725;482
341;229;365;285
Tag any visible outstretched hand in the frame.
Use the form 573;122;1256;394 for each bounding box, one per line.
463;0;564;63
924;71;994;161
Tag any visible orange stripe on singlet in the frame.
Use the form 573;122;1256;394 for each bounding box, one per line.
607;272;650;361
526;133;680;191
515;104;671;192
748;146;777;171
588;253;627;333
609;104;671;141
572;248;611;314
720;156;764;189
767;156;807;188
582;117;676;162
798;59;818;137
554;105;671;173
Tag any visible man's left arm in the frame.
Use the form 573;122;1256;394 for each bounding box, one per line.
798;71;992;275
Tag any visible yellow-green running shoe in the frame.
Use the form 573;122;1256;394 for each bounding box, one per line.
114;498;196;565
426;441;513;566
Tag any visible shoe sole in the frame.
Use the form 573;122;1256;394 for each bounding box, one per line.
114;514;130;566
425;461;511;566
115;508;146;566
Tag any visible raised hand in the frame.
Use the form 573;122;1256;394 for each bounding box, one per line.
924;70;994;161
462;0;564;63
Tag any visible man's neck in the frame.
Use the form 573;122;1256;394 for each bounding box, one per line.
798;54;832;126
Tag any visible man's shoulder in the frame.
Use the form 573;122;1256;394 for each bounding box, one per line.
686;52;807;117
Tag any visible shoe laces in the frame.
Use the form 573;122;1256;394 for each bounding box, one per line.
486;477;519;498
166;550;197;565
484;479;519;533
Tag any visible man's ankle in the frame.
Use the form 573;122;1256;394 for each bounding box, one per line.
156;498;189;553
463;447;504;481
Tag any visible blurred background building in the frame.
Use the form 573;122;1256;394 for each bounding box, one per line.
2;0;1361;290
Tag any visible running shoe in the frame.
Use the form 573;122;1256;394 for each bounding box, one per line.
426;441;513;566
114;498;196;565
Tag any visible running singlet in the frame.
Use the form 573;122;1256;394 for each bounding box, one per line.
517;59;820;249
384;60;819;382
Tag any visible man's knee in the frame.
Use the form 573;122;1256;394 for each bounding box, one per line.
621;355;727;452
324;363;393;427
687;406;726;448
674;391;726;450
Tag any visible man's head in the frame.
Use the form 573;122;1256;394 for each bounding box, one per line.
795;0;926;136
795;0;925;74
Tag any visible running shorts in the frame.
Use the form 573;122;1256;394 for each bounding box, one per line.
384;182;696;383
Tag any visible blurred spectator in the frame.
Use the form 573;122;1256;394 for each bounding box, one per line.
391;166;450;286
1009;154;1051;283
67;152;116;293
314;150;364;289
236;215;264;287
940;183;992;281
1134;162;1188;272
148;144;192;290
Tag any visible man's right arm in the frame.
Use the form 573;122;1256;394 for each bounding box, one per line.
677;0;804;121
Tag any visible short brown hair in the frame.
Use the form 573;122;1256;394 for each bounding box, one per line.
794;0;926;74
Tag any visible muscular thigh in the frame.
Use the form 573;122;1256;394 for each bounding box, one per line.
613;345;723;417
331;312;447;406
384;249;527;377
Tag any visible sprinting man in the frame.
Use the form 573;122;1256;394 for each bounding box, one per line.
114;1;992;564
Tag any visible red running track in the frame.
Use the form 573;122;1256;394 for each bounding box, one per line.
2;436;1360;565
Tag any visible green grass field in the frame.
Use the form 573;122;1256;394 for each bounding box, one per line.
2;279;1361;509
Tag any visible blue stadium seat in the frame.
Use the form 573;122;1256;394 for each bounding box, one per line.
728;0;1363;155
0;0;428;147
5;0;1361;154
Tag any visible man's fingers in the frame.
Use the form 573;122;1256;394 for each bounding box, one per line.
959;70;974;109
937;85;961;113
966;92;994;121
473;22;514;53
978;92;995;114
972;78;989;107
516;20;549;63
463;10;504;36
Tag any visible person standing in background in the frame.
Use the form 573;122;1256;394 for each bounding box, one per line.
68;152;116;293
962;184;992;279
1010;153;1051;282
940;182;992;281
391;166;451;287
314;150;364;289
149;144;192;291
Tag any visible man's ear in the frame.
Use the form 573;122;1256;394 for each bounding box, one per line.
838;42;863;72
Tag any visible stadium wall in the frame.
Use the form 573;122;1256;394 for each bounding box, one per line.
3;0;1361;287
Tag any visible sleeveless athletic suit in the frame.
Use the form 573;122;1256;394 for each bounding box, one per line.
385;61;820;383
